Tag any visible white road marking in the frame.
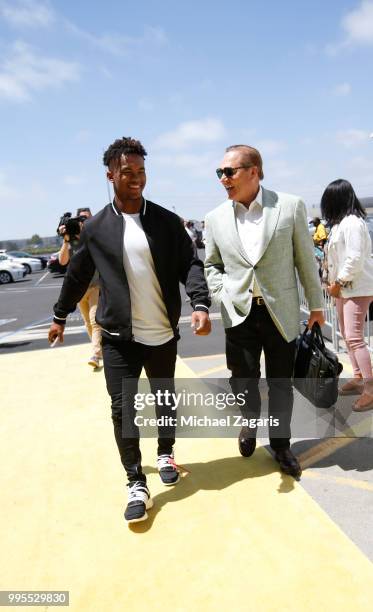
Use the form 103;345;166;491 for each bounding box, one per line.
197;364;228;377
34;270;49;286
27;316;82;328
27;321;56;329
0;325;87;342
2;289;28;293
31;285;63;289
0;318;18;326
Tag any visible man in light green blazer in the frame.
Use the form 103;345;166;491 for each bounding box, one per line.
204;144;324;479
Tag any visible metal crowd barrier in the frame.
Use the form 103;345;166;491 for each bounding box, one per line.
297;279;373;354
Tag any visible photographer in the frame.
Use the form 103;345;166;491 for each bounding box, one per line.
57;207;102;369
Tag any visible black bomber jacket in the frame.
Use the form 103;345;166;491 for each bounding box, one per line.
53;199;210;341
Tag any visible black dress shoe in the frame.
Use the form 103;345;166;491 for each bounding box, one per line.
238;429;256;457
274;448;302;479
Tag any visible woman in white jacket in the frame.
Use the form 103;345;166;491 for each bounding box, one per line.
321;179;373;411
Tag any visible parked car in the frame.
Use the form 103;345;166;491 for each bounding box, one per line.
3;252;42;274
7;250;49;269
0;255;26;284
47;252;67;275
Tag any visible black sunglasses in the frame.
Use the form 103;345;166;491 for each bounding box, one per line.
215;165;253;179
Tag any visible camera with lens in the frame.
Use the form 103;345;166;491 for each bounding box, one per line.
57;212;88;241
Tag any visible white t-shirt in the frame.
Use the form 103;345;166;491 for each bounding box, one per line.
122;212;174;346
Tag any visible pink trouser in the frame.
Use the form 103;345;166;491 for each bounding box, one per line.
335;296;373;379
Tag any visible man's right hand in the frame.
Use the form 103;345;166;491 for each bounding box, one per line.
48;322;65;344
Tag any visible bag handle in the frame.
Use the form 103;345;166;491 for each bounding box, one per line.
302;321;325;349
312;322;325;349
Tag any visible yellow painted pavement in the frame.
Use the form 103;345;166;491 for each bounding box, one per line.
0;344;373;611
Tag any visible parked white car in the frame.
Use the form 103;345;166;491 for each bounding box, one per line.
0;255;26;284
4;253;42;274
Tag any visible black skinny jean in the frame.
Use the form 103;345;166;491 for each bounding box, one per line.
226;302;296;450
102;336;177;483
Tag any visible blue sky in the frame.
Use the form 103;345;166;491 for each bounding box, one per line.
0;0;373;239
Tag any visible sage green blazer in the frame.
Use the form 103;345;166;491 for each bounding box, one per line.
204;187;324;342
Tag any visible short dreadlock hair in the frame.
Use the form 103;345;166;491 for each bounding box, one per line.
103;137;147;168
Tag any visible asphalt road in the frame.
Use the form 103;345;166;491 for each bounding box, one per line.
0;267;224;356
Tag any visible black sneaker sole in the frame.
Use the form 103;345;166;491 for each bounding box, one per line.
125;498;154;523
159;473;180;486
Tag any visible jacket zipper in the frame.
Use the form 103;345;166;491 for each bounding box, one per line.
101;327;120;336
121;213;134;340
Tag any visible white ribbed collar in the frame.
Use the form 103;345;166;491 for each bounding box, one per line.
111;198;147;216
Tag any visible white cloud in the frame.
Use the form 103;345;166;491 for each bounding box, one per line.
154;118;225;151
152;152;218;178
65;22;167;57
0;41;80;101
0;0;54;28
325;42;343;57
254;139;287;156
0;170;48;210
342;0;373;45
336;128;369;147
326;0;373;54
333;82;351;96
265;159;297;182
350;155;373;171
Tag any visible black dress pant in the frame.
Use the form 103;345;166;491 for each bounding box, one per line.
226;302;296;451
102;336;177;482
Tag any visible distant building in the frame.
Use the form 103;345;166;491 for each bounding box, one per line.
0;235;60;250
308;195;373;219
361;197;373;216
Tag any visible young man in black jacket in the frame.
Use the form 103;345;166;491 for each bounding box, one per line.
48;137;211;523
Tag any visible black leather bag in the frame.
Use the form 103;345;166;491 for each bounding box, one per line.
293;323;343;408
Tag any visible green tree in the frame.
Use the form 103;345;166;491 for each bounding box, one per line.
27;234;43;246
4;241;18;250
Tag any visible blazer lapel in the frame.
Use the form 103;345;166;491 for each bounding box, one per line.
254;187;280;264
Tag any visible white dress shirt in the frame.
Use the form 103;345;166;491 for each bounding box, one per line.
234;186;264;297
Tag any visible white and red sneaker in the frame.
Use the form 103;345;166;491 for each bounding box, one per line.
157;453;180;486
